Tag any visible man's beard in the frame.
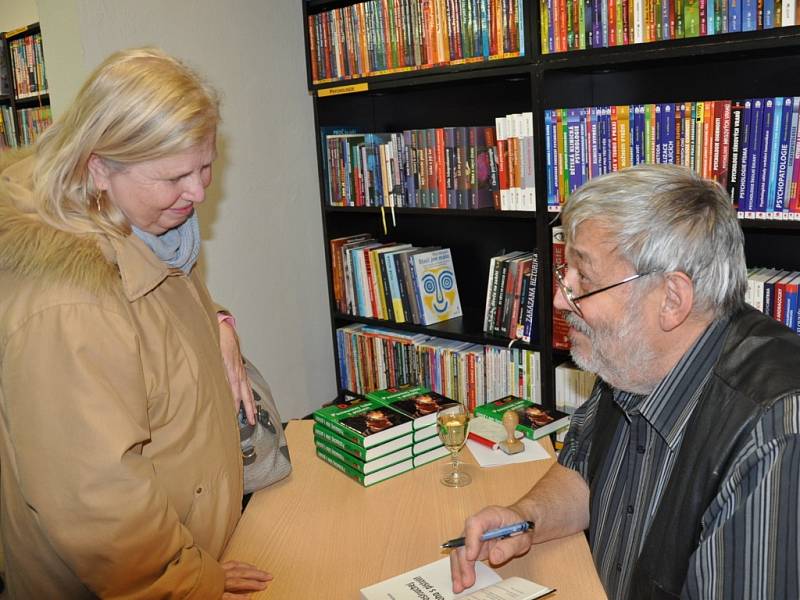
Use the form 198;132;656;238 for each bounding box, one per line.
564;305;659;395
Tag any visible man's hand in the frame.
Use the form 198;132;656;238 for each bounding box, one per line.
218;318;256;425
221;561;272;598
449;505;534;594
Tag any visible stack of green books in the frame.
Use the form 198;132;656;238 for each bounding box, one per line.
366;385;456;468
312;385;455;487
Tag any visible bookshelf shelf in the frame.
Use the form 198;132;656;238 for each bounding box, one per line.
334;312;542;351
304;0;800;411
309;58;533;93
539;27;800;70
0;22;51;149
324;206;537;220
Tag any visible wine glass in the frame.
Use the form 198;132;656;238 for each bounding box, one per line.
437;404;472;487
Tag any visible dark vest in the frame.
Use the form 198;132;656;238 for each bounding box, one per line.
587;306;800;600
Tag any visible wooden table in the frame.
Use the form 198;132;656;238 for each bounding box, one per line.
223;420;606;599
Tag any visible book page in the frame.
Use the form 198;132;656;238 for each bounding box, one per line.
462;576;554;600
360;557;502;599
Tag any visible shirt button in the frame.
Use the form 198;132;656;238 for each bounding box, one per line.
626;505;634;514
636;445;645;454
616;563;622;572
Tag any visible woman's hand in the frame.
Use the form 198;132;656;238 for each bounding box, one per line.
221;561;272;598
218;317;256;425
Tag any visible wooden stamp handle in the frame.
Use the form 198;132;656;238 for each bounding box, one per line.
503;410;519;444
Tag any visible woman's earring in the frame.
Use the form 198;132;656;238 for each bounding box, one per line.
94;191;102;213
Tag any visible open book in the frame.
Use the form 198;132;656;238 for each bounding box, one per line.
360;557;554;600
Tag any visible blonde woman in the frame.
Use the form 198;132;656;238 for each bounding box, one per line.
0;48;270;597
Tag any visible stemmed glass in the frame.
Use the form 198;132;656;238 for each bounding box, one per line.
437;404;472;487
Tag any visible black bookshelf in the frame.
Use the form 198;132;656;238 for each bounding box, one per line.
303;0;800;411
0;22;51;149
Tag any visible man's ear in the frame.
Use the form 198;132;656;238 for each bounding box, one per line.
659;272;694;331
87;154;110;191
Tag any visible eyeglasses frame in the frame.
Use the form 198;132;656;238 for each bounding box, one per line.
554;263;656;318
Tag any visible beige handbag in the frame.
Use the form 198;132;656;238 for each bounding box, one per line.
239;358;292;494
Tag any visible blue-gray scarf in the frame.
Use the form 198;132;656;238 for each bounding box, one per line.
131;211;200;273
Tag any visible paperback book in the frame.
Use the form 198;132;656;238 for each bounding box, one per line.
409;248;463;325
474;396;570;440
360;557;554;600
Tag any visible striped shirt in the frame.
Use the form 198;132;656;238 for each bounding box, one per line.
559;317;800;599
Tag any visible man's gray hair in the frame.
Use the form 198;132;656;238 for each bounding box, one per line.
561;164;747;318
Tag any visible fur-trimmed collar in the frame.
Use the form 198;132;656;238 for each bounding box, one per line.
0;153;168;299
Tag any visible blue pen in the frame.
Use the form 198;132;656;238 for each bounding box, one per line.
440;521;535;549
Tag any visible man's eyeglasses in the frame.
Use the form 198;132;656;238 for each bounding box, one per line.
554;263;656;318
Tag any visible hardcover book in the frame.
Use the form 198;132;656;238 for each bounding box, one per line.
367;385;460;429
475;396;570;440
313;397;414;448
412;445;450;467
313;422;413;461
314;437;413;474
409;248;463;325
316;447;413;487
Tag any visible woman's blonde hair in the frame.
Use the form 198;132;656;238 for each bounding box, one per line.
33;47;219;236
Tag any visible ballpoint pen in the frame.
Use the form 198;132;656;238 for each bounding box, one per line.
440;520;535;549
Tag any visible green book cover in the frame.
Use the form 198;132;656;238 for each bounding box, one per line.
684;0;700;36
313;422;413;461
313;397;413;448
474;395;570;440
316;447;413;487
314;436;412;474
367;385;459;429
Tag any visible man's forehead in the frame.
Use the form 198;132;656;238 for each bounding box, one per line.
568;221;619;266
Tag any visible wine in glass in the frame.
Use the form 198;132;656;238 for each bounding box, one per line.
437;404;471;487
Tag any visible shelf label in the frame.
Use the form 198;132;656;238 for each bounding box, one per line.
4;25;29;38
317;83;368;98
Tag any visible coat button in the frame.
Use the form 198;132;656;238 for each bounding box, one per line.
195;486;203;495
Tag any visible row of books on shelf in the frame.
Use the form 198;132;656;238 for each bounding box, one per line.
307;0;525;84
540;0;800;53
545;98;800;219
746;267;800;333
4;32;47;99
554;361;596;442
483;249;539;341
330;234;464;325
336;322;542;410
0;105;52;149
324;113;536;211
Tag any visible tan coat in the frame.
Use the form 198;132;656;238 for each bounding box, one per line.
0;155;242;597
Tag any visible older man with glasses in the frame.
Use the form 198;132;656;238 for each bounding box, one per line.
450;164;800;600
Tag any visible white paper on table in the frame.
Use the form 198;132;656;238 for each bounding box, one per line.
466;437;550;467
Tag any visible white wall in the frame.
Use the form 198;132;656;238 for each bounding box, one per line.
36;0;336;419
0;0;38;32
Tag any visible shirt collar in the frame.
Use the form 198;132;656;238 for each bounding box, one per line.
98;233;174;301
613;317;730;449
